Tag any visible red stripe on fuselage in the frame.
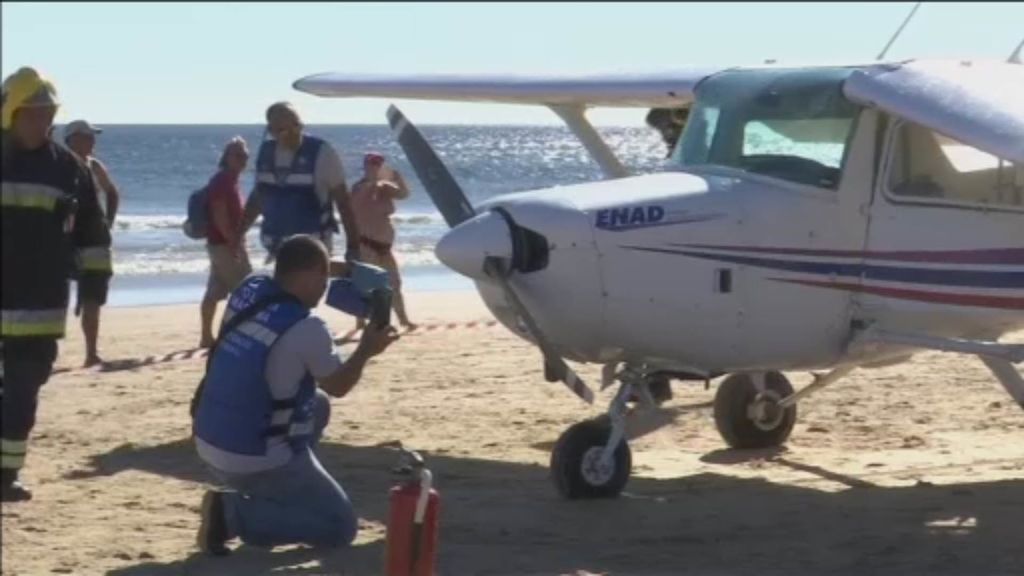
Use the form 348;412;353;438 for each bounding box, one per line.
772;278;1024;310
679;244;1024;265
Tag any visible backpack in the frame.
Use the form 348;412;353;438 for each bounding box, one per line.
182;185;210;240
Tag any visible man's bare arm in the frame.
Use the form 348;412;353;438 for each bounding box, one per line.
328;259;351;278
318;345;373;398
318;325;398;398
331;182;362;256
238;187;262;240
389;171;410;200
92;159;120;227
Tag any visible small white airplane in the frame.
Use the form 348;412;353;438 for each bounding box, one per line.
294;31;1024;499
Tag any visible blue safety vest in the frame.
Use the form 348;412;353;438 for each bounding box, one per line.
193;275;317;457
255;135;338;254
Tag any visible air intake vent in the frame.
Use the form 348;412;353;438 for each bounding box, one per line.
493;207;550;274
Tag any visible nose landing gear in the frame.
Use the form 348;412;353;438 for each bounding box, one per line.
550;366;667;499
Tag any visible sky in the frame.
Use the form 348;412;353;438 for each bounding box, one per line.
2;2;1022;126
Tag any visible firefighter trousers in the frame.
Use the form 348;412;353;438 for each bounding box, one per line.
1;338;58;481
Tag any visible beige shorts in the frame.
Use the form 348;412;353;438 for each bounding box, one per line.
205;244;253;302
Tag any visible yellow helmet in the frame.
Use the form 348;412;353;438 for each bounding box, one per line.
2;67;60;130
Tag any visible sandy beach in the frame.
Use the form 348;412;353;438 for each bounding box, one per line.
1;290;1022;576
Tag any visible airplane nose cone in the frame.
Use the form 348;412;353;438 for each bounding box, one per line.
435;211;513;279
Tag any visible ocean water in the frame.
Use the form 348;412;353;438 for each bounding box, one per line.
82;124;670;306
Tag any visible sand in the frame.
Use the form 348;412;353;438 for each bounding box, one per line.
1;290;1022;576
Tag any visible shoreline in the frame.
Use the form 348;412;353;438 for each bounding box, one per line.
99;266;473;308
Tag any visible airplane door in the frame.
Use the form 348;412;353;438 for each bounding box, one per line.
862;115;1024;332
723;109;878;370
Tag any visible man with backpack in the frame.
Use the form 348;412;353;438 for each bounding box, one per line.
199;137;253;348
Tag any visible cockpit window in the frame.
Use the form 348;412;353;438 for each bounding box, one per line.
673;67;860;190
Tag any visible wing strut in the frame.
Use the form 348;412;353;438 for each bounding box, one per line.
856;327;1024;409
1009;37;1023;64
548;104;629;179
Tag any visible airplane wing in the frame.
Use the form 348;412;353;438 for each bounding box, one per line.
844;60;1024;163
293;68;723;108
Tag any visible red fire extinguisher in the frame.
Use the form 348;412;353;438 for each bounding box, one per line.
386;449;440;576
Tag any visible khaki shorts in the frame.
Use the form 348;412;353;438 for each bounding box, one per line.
205;244;253;302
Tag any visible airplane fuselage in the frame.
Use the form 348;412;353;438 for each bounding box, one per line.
451;148;1023;375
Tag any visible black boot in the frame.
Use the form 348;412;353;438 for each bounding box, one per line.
197;490;230;556
1;469;32;502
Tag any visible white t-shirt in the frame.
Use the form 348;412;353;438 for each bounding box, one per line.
273;136;347;210
195;315;345;474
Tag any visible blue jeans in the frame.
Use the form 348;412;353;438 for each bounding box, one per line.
207;390;358;548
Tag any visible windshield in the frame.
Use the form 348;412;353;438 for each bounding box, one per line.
672;67;860;189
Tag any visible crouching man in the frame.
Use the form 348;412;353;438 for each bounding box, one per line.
192;234;398;555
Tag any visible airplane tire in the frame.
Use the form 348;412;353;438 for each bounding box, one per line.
550;418;631;499
714;372;797;449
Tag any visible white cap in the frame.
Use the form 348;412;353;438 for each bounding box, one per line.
63;119;103;140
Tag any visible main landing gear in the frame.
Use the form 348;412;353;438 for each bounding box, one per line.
712;372;797;449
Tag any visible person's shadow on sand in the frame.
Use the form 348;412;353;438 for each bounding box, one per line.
74;435;1024;576
105;543;385;576
52;348;210;376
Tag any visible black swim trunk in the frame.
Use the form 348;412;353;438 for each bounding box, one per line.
76;272;111;307
360;236;392;256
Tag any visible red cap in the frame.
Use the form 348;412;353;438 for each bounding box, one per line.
364;152;385;165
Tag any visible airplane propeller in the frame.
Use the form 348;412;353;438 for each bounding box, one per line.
385;105;595;404
385;105;475;228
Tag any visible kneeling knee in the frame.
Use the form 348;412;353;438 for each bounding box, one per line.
339;514;358;547
321;513;358;548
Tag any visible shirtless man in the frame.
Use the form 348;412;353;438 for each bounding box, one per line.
64;120;119;367
350;153;415;330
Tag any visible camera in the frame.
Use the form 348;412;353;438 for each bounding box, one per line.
326;262;392;327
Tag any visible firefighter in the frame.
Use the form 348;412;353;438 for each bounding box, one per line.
1;67;110;502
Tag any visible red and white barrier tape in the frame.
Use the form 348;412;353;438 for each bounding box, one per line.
52;318;501;375
332;319;500;344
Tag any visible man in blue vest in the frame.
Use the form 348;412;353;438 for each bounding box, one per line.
193;234;398;555
239;102;362;263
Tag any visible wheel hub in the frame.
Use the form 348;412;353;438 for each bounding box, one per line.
747;390;785;431
580;446;615;486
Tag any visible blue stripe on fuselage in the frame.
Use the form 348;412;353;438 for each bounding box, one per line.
621;246;1024;289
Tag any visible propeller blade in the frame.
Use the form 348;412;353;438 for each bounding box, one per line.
383;106;587;402
386;105;476;228
485;259;595;404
